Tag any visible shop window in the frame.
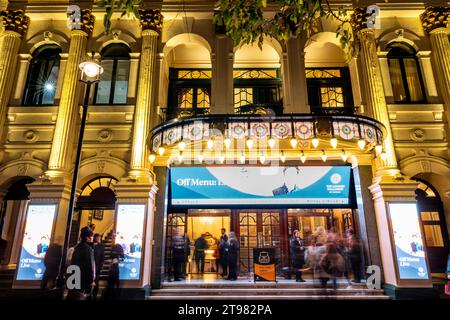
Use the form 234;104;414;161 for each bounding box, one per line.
166;69;211;120
421;212;444;247
94;44;130;105
233;69;282;115
306;67;354;114
387;43;426;103
23;45;61;106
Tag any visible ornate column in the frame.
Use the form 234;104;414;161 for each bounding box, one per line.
128;9;163;179
351;8;398;174
420;7;450;133
46;9;95;177
0;10;29;141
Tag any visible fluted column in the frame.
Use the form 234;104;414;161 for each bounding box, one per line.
420;7;450;129
351;8;398;174
46;9;95;177
129;9;163;178
0;10;29;139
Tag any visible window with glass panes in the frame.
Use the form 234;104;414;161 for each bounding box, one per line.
94;44;130;105
23;45;61;106
387;43;426;103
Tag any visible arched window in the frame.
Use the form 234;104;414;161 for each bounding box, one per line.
23;45;61;105
387;43;426;103
94;44;130;105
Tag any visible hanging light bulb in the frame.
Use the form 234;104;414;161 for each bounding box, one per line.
380;151;387;161
341;150;348;162
321;150;327;162
207;138;214;150
357;139;366;150
239;152;245;164
178;151;183;163
280;151;286;163
330;137;338;149
300;151;306;164
198;153;204;163
158;146;165;156
219;153;225;164
375;144;383;155
290;137;298;148
224;137;231;149
178;141;186;151
149;153;156;164
312;137;319;148
259;152;266;164
268;137;276;149
246;138;254;150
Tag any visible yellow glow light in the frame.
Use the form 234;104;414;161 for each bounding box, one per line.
321;150;327;162
341;150;348;162
330;137;338;149
268;138;276;149
158;147;165;156
280;151;286;163
239;152;245;164
312;137;319;148
358;139;366;150
290;138;298;148
375;144;383;155
207;139;214;150
198;153;204;163
246;138;254;150
178;141;186;151
300;151;306;164
259;153;266;164
224;138;231;149
149;154;156;164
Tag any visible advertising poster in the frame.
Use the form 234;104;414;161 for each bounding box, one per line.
116;204;145;280
16;204;56;281
171;166;351;206
389;203;429;280
253;248;276;282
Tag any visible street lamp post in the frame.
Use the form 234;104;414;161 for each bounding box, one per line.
58;57;103;292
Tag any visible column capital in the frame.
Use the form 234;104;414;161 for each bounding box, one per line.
138;9;163;34
350;7;372;34
0;9;29;37
420;6;450;34
66;8;95;35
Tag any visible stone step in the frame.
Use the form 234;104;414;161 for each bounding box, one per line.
152;288;385;296
162;282;369;290
148;294;390;300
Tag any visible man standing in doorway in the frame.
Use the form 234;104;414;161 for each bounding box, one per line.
220;228;228;243
171;230;186;281
194;234;207;274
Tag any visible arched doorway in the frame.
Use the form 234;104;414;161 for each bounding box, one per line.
0;177;35;265
414;178;450;273
70;176;118;246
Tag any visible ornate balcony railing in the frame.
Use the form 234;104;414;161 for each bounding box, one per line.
149;113;386;159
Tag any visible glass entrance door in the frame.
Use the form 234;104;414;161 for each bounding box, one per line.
238;210;281;275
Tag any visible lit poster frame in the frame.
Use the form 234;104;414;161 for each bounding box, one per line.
115;204;145;281
15;204;56;281
387;202;430;282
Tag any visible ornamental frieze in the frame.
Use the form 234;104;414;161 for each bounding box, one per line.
420;6;450;34
0;9;29;36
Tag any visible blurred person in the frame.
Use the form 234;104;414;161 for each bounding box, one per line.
41;239;62;290
218;238;229;278
184;235;191;278
220;228;228;243
305;235;327;286
194;234;207;274
171;230;186;281
89;223;96;232
92;233;105;299
289;230;306;282
346;228;363;283
314;226;328;245
67;227;95;300
105;234;124;299
227;232;239;280
319;240;345;290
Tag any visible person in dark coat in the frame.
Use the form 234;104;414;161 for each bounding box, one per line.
184;235;191;278
220;228;228;243
67;227;95;300
104;234;124;300
290;230;306;282
41;241;62;289
194;234;208;274
92;233;105;299
345;228;363;283
171;231;186;281
227;232;239;280
218;238;229;278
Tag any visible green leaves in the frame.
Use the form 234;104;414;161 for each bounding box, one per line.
96;0;142;33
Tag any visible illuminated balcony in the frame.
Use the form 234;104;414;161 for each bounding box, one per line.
149;113;386;166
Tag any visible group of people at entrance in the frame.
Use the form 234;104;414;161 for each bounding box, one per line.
40;223;125;300
289;226;363;288
171;228;239;281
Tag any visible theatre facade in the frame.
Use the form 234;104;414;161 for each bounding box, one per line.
0;1;449;299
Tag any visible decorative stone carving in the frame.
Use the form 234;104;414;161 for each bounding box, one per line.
23;130;39;143
96;160;105;173
420;6;450;34
66;5;95;34
17;163;29;176
410;128;426;141
138;9;163;33
112;29;121;40
98;129;113;142
44;31;53;41
420;160;431;173
0;10;30;36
